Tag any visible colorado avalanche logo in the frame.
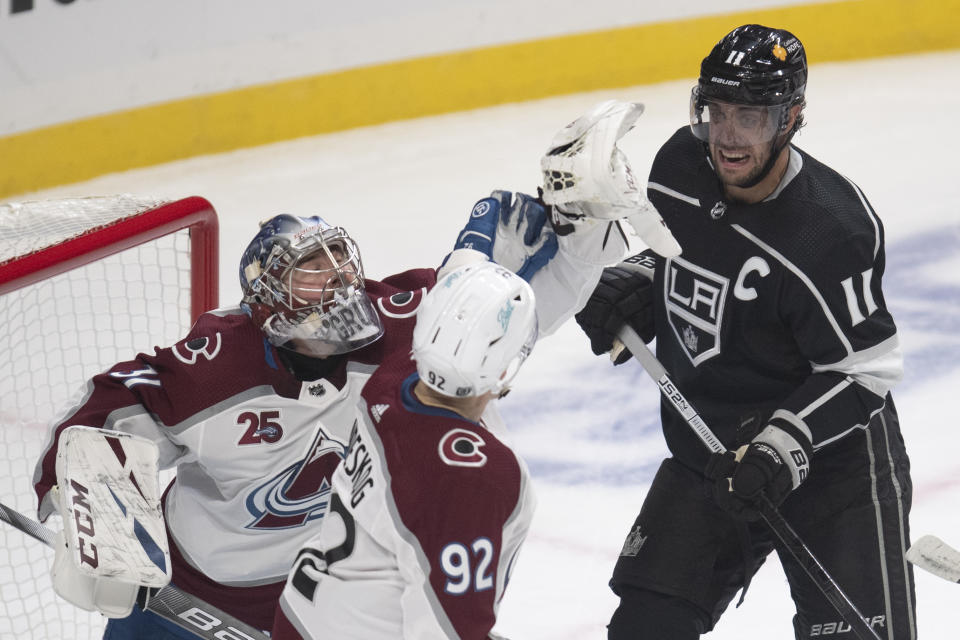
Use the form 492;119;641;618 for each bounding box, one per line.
438;428;487;468
245;426;346;529
377;288;426;319
172;333;222;365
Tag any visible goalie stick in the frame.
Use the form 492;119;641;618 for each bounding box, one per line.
906;534;960;584
0;501;269;640
615;326;883;640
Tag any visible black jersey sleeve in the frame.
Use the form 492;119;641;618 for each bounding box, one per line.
769;203;901;449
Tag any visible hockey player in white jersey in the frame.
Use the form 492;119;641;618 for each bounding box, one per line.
31;100;679;639
273;260;537;640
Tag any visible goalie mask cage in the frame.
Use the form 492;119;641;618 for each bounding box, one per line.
0;195;218;639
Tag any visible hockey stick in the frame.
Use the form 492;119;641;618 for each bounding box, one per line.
906;534;960;583
0;501;269;640
615;326;883;640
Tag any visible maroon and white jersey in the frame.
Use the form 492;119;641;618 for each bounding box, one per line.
32;269;436;630
273;351;536;640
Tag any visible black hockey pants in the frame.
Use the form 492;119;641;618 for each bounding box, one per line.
607;407;916;639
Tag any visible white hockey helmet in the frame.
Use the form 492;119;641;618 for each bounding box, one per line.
412;261;538;398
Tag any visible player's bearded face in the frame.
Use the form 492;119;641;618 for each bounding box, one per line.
706;101;780;187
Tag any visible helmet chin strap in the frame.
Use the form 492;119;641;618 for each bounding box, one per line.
725;125;796;191
738;137;784;189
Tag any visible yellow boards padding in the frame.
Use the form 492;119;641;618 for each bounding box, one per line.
2;0;957;199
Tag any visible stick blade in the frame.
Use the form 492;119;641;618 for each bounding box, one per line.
906;535;960;583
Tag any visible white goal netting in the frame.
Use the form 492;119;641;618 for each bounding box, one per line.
0;195;217;639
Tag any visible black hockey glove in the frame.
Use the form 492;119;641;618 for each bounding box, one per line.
574;265;654;365
704;420;813;521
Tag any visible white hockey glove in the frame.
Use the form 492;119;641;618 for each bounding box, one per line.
541;100;681;260
51;426;171;618
441;190;558;282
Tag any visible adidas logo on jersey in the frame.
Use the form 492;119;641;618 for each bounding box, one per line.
371;404;390;423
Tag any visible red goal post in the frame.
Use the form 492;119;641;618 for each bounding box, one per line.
0;195;218;321
0;195;218;639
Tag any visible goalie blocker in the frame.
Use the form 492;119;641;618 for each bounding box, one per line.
51;426;171;618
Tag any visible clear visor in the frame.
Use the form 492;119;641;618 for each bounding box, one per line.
689;87;790;146
493;318;539;394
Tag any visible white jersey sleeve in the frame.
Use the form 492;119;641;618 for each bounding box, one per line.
529;215;641;336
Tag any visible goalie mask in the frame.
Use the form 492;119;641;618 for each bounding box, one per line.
412;262;538;398
239;214;383;357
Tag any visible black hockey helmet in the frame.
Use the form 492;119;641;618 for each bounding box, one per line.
699;24;806;107
690;25;807;144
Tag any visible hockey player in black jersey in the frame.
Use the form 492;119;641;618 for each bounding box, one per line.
575;24;916;639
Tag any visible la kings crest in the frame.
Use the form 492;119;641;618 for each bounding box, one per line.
663;256;729;366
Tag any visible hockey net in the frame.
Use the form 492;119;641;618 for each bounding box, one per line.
0;195;218;639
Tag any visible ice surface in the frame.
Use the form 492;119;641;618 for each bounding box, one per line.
17;49;960;639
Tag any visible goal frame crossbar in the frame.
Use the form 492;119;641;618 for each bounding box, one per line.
0;195;219;323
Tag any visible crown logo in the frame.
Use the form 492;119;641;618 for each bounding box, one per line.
620;525;648;557
683;326;699;353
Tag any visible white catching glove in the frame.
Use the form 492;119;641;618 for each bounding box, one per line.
51;426;171;618
541;100;681;260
